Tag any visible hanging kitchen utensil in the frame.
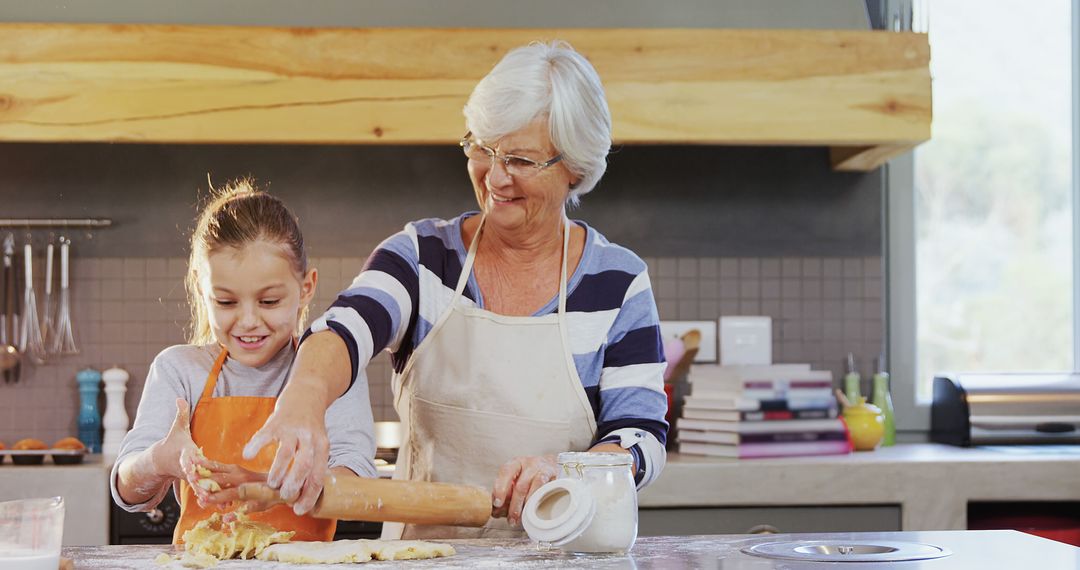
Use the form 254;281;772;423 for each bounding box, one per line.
19;242;47;365
52;237;77;355
10;242;21;382
41;240;56;351
0;234;19;381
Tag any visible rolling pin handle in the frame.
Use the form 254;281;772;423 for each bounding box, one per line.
236;483;284;505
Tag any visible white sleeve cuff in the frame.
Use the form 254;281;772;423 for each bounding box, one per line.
605;427;667;489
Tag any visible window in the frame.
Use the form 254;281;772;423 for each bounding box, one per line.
893;0;1078;415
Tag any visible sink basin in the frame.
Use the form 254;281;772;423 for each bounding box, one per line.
743;540;952;563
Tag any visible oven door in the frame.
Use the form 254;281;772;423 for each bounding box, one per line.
110;492;180;544
109;491;384;543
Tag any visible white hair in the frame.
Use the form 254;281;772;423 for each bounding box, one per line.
463;41;612;206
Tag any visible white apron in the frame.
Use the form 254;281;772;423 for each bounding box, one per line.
383;215;597;539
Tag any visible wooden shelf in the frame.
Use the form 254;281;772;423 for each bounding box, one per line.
0;24;931;171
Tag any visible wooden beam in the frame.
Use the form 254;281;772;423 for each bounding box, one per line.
0;24;931;170
830;144;917;171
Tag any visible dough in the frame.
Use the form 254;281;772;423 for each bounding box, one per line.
193;449;221;492
257;539;456;564
182;512;293;560
196;478;222;493
371;540;456;561
256;540;374;564
155;550;218;568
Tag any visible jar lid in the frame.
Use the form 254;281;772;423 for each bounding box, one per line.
521;478;596;546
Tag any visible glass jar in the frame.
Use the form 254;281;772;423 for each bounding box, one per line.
556;451;638;554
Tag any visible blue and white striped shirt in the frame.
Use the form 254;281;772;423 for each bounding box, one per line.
310;212;668;486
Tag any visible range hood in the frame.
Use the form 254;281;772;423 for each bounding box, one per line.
0;23;930;171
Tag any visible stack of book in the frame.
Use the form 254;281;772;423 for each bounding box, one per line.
677;363;852;458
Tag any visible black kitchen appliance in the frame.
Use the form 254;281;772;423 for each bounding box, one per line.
931;372;1080;446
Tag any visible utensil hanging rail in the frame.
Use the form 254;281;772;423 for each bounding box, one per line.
0;218;112;228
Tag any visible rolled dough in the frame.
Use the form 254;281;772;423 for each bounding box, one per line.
257;539;456;564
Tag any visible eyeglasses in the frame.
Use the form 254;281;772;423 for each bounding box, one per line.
459;131;563;178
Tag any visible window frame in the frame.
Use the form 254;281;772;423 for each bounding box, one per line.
888;0;1080;433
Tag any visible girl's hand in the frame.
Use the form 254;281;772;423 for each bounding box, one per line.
491;455;558;527
199;466;281;512
149;399;201;482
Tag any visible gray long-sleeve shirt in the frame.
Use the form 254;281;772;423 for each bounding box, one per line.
110;342;376;512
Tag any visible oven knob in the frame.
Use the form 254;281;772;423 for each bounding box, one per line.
146;509;165;524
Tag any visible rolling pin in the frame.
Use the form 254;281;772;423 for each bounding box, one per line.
237;476;492;527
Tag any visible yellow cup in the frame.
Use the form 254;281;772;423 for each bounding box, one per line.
843;398;885;451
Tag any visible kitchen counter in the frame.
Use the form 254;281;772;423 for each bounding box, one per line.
62;530;1080;568
0;454;109;546
7;444;1079;547
642;443;1080;530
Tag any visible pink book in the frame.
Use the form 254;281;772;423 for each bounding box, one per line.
679;438;853;458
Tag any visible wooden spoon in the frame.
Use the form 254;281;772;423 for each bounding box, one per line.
667;329;702;381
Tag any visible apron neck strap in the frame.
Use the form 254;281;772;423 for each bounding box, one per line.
557;216;570;314
199;346;230;402
455;216;483;298
455;215;573;313
198;338;297;402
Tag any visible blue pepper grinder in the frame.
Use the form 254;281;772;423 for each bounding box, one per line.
76;368;103;453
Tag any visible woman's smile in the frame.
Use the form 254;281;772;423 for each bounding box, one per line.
490;193;524;206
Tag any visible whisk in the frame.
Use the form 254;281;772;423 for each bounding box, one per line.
41;241;56;350
52;237;78;355
19;242;47;365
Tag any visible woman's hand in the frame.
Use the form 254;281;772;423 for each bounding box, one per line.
243;332;352;515
242;394;330;515
491;454;558;527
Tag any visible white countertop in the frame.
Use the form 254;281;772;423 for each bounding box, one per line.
640;443;1080;530
63;530;1080;569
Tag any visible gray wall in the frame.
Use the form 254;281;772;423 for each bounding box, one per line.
0;142;886;445
0;144;880;259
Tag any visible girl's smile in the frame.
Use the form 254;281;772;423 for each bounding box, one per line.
202;240;316;368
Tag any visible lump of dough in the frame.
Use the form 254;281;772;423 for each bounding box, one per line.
191;448;222;493
196;478;221;493
182;512;293;561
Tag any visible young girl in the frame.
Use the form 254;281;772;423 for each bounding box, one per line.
110;179;376;543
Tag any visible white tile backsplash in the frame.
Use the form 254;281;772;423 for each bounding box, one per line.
0;254;884;445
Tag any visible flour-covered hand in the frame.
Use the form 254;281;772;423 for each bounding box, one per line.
243;395;329;515
149;399;201;481
491;454;558;527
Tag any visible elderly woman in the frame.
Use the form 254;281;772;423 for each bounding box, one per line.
245;41;668;539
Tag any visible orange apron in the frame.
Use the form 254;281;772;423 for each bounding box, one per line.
173;346;336;543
